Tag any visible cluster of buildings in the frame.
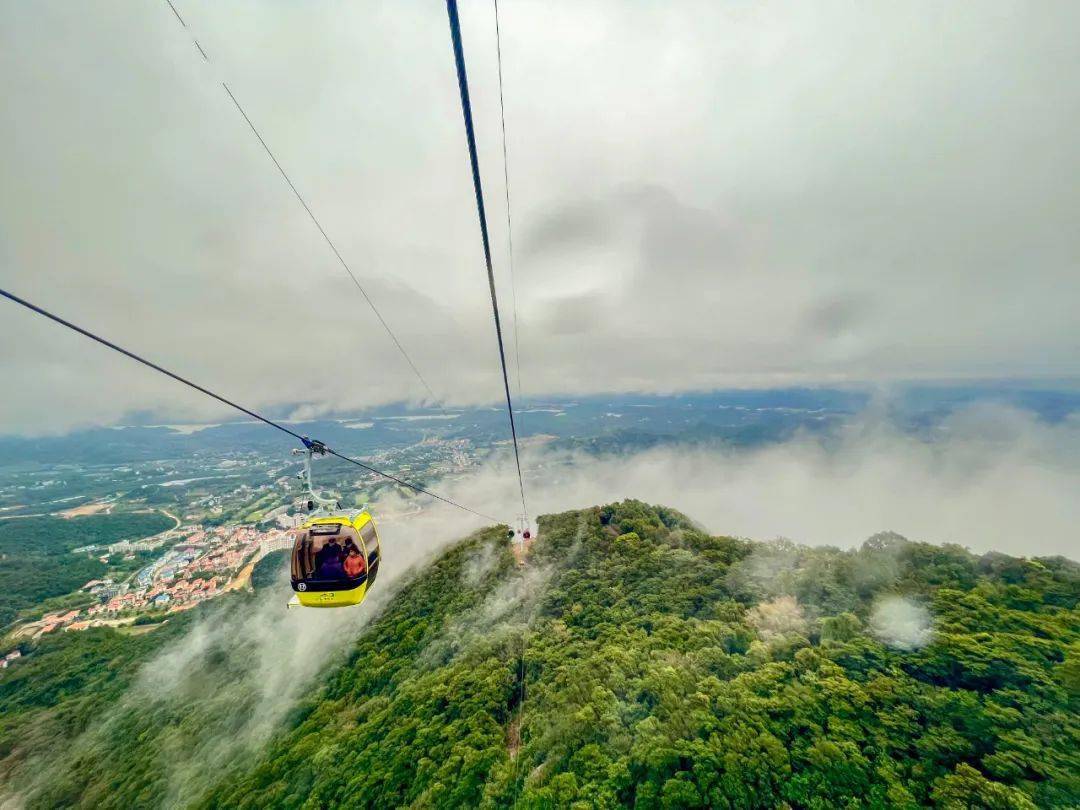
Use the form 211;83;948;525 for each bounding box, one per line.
28;609;89;637
367;436;478;475
86;574;224;617
419;437;476;475
185;525;265;574
71;520;186;559
17;525;292;640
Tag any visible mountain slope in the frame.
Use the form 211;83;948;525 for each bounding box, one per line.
2;502;1078;808
204;502;1079;809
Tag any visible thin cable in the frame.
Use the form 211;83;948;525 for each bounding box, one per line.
1;287;306;444
164;0;186;27
164;0;209;63
492;0;523;402
445;0;529;522
163;1;442;408
323;448;497;522
0;287;499;524
492;12;530;799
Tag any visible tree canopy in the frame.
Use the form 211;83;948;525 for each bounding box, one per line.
1;502;1077;808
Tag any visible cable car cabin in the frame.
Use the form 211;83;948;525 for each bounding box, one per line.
290;512;381;608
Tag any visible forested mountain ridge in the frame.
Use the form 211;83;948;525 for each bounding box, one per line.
206;502;1079;809
2;501;1078;808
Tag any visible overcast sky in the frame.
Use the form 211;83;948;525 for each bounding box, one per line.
2;0;1078;435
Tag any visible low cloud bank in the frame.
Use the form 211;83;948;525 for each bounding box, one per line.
870;596;934;650
434;402;1080;558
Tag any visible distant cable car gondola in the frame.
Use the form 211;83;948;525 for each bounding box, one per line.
288;440;381;609
511;515;533;544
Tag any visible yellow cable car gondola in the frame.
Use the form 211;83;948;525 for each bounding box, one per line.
290;511;381;608
287;439;381;609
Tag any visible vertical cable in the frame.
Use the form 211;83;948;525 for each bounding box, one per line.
493;0;524;402
445;0;529;521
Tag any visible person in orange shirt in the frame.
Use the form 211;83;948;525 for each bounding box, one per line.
343;548;366;579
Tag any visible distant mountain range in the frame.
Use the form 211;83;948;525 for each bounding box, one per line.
2;384;1076;467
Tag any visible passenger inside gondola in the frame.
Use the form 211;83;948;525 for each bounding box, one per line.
343;547;366;578
292;524;373;587
315;537;344;579
289;514;379;607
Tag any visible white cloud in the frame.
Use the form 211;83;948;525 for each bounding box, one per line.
1;0;1078;433
870;596;934;651
424;403;1080;558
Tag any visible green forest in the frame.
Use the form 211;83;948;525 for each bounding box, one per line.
1;501;1077;808
0;512;174;627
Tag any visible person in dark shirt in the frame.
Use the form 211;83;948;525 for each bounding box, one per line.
314;538;345;579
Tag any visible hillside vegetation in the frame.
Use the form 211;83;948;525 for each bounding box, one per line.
0;512;174;626
203;502;1079;809
1;501;1078;808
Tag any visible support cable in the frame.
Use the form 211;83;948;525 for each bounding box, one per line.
0;286;499;524
446;7;534;786
492;0;524;401
163;0;442;407
489;9;531;794
445;0;529;522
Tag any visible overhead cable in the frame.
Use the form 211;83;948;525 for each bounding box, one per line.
492;0;524;401
163;0;442;407
444;0;529;522
0;286;499;524
491;9;532;791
